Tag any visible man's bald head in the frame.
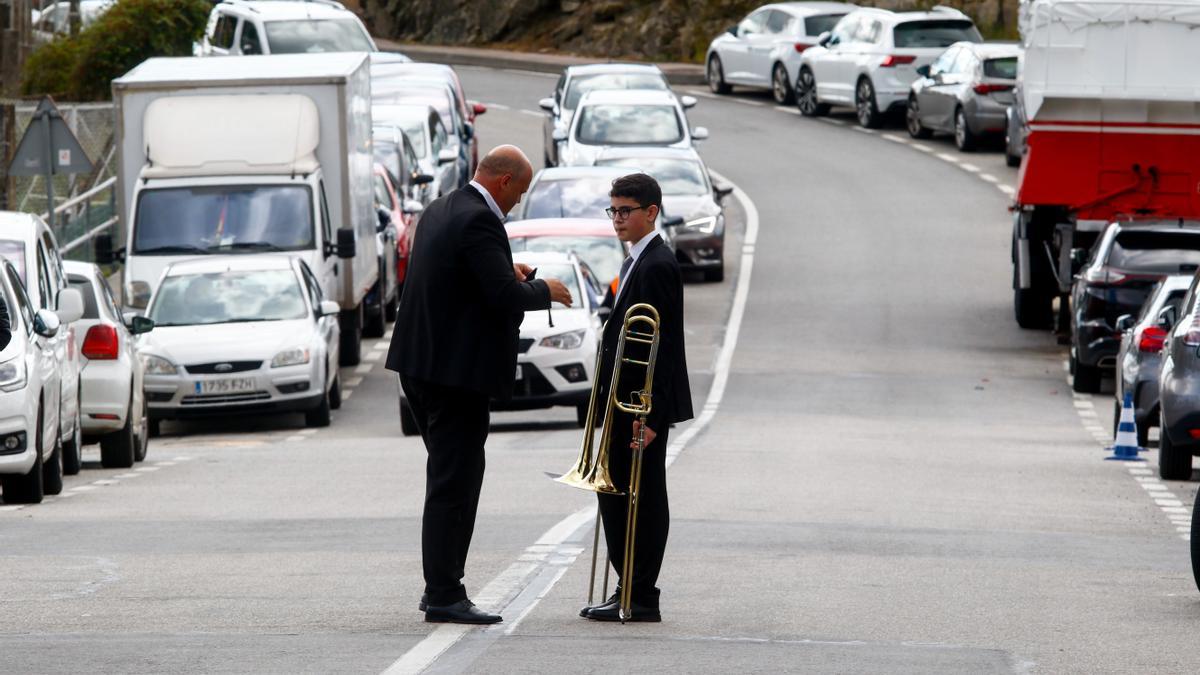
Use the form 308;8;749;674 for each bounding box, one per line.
472;145;534;216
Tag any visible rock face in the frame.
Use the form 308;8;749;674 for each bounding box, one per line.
359;1;1019;63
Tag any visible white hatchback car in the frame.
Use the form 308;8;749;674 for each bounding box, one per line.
705;2;855;104
201;0;376;56
139;256;342;433
0;259;70;504
557;89;707;168
64;261;155;468
796;6;981;127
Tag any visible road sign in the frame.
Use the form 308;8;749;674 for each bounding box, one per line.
5;97;93;230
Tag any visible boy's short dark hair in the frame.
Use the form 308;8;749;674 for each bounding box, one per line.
610;173;662;213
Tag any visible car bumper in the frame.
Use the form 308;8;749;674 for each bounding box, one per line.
79;361;132;434
672;229;724;270
965;98;1009;134
1160;369;1200;445
492;351;593;411
145;362;324;419
1075;321;1122;369
0;390;35;475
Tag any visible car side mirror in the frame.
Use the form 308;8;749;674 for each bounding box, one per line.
335;228;356;259
916;64;931;78
376;207;392;233
319;300;341;317
1158;305;1178;329
662;215;685;228
691;126;709;141
471;101;487;116
817;31;832;47
55;287;84;324
680;95;697;109
127;315;155;335
413;173;434;185
437;148;458;165
539;97;556;113
713;183;734;203
551;128;568;142
1115;314;1134;333
462;122;474;141
726;24;738;37
33;309;60;338
402;199;425;216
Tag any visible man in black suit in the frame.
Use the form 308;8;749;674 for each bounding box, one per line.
387;145;573;625
582;173;693;622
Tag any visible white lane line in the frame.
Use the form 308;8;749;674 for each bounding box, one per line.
344;376;364;388
684;89;721;100
732;98;765;107
354;364;374;375
979;173;999;183
70;485;98;491
342;390;354;401
911;143;933;153
998;185;1016;196
154;461;176;467
517;109;543;118
959;162;980;173
91;479;118;486
134;466;159;473
936;152;960;164
373;341;389;351
484;102;510;110
174;456;194;462
364;351;383;362
285;435;305;443
851;126;873;134
880;134;909;145
299;428;319;436
0;504;22;511
817;117;846;126
382;169;760;675
114;473;139;479
775;106;801;115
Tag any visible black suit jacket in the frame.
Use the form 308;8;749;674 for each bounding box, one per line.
386;186;550;400
598;235;693;432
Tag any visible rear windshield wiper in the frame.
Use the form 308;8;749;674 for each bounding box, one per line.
208;242;286;252
135;245;211;255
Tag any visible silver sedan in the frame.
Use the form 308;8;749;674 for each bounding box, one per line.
906;41;1021;151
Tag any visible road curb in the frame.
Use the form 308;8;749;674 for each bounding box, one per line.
377;40;707;86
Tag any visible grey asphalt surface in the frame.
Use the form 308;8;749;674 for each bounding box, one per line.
2;67;1198;674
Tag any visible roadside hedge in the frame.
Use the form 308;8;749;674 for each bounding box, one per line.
22;0;212;101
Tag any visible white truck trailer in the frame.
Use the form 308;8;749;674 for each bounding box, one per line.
104;53;377;365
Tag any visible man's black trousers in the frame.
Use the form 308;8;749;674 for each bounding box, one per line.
400;375;490;606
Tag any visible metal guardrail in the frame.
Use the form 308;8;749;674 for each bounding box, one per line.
38;175;117;258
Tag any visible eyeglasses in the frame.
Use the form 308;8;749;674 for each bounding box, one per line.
604;205;648;221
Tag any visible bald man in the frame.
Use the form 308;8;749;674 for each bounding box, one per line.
387;145;572;624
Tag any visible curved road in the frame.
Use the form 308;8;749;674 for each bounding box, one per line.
0;67;1196;674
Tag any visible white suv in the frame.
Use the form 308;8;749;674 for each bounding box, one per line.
795;7;981;127
557;89;706;168
201;0;377;56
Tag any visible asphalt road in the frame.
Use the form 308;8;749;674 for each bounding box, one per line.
2;66;1197;675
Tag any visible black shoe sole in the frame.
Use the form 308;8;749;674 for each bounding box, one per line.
424;615;502;625
585;611;661;623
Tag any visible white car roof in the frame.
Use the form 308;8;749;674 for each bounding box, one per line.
565;63;665;77
219;1;357;21
576;89;681;107
373;103;438;124
534;166;630;182
63;259;101;279
165;255;298;276
0;211;42;233
594;146;703;162
772;2;858;17
512;251;577;266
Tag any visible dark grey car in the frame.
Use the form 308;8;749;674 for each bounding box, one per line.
906;41;1021;151
1157;271;1200;479
1114;274;1193;446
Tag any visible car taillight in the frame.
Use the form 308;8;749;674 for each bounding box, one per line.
81;325;119;360
794;42;812;53
1184;320;1200;347
1137;325;1168;353
1083;267;1128;285
880;55;917;67
973;83;1013;95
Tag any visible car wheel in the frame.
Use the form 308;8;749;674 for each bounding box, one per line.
706;55;731;95
855;78;883;129
100;394;137;469
133;396;149;462
329;374;342;411
2;405;46;504
62;398;82;476
795;68;828;117
704;265;725;283
954;107;978;152
339;306;363;366
305;385;332;428
905;95;933;139
400;396;419;437
771;63;794;105
1005;128;1022;167
364;281;386;339
1070;352;1102;393
1159;410;1192;480
43;421;63;496
1191;490;1200;591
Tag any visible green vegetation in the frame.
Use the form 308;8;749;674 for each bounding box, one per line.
22;0;211;101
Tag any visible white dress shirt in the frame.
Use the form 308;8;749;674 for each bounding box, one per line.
615;230;660;303
469;181;504;221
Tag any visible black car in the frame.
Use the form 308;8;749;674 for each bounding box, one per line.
1070;222;1200;393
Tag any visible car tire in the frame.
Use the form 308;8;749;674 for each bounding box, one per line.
1005;132;1022;167
339;306;363;366
2;405;46;504
305;384;333;428
855;78;883;129
771;63;794;105
706;55;731;95
576;404;589;428
62;398;82;476
1070;352;1102;393
905;95;933;139
329;375;342;411
364;279;386;339
954;107;978;152
795;68;828;117
1191;489;1200;591
100;394;137;469
133;397;149;463
704;265;725;283
399;396;419;437
148;417;161;439
1159;410;1192;480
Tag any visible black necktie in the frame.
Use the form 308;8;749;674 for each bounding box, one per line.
617;256;633;298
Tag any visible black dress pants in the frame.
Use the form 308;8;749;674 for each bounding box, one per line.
400;375;490;606
597;410;670;609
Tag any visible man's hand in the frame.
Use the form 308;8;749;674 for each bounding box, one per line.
631;420;656;449
546;278;573;307
514;262;534;281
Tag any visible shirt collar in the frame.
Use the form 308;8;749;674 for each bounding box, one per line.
628;230;658;263
469;181;504;221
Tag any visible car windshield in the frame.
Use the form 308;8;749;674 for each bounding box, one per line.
0;240;26;283
263;19;373;53
133;185;313;254
983;57;1018;79
510;235;624;283
523;177;618;219
564;73;669;111
1109;232;1200;274
575;104;683;146
149;269;308;327
373;91;454;132
805;14;845;36
595;158;707;196
525;263;579;310
893;20;982;48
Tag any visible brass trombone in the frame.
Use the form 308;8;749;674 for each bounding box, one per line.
548;302;660;623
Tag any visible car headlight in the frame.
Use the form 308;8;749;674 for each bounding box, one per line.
0;358;27;392
142;354;177;375
540;329;586;350
683;216;718;234
271;347;311;368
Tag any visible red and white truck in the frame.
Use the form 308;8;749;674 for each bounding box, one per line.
1010;0;1200;329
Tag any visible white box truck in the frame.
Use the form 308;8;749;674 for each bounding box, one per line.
104;53;378;365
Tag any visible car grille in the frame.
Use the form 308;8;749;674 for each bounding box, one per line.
180;391;271;406
517;338;535;353
513;364;555;397
184;361;262;374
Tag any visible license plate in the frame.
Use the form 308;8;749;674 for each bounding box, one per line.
195;378;256;395
515;365;523;381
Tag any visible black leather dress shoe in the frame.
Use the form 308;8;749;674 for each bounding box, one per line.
424;599;502;624
578;592;620;618
584;600;661;623
419;593;428;612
